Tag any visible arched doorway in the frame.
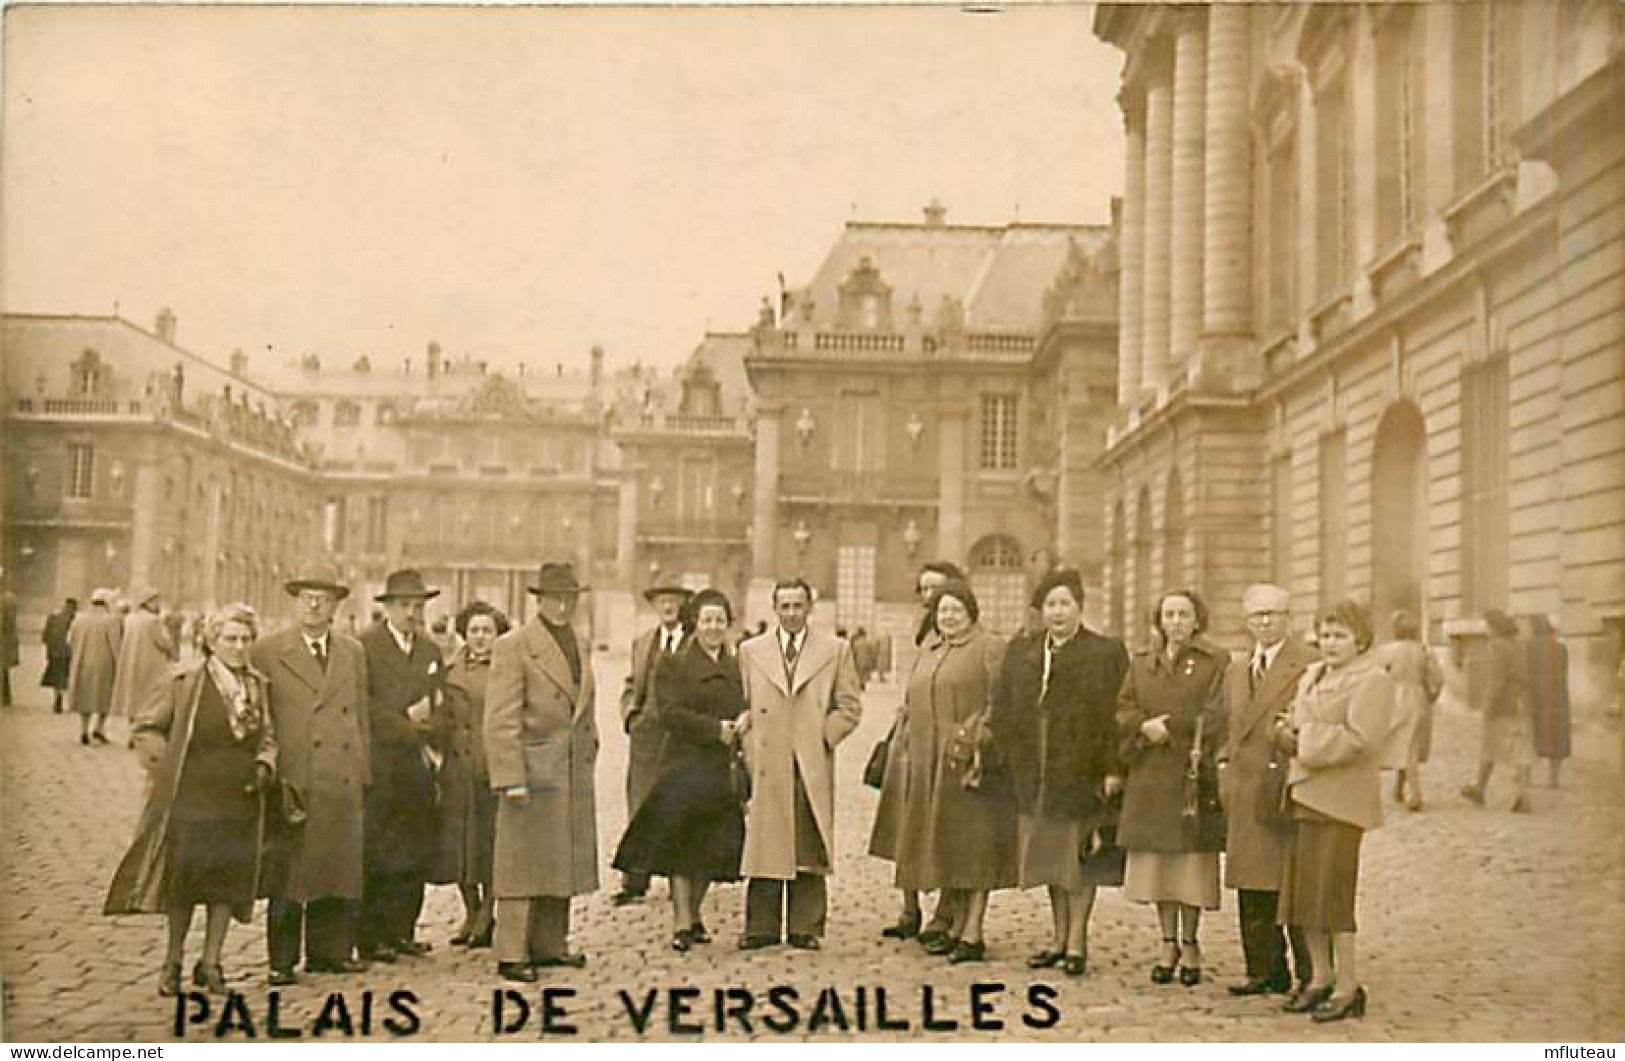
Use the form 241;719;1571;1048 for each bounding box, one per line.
1134;489;1154;647
1370;401;1428;637
1164;469;1187;592
969;534;1027;636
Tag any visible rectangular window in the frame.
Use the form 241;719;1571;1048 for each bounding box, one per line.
1272;452;1294;587
834;393;885;472
979;393;1019;470
325;497;346;553
366;496;387;552
1265;126;1297;335
1315;72;1349;299
1375;11;1422;249
1452;2;1488;193
835;545;876;632
66;443;94;499
1318;430;1348;603
1462;356;1510;611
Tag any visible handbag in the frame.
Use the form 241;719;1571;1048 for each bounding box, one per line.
1183;716;1226;849
863;721;896;790
1255;745;1292;830
728;746;752;807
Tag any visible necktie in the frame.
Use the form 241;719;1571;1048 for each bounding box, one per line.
664;630;679;655
785;634;799;666
1250;652;1266;692
311;639;327;672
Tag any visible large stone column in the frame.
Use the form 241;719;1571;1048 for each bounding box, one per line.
937;409;967;564
1118;95;1146;404
1140;44;1174;395
1201;2;1251;337
1169;12;1208;372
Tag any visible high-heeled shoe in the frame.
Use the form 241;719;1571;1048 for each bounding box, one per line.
1062;953;1087;977
1026;948;1064;969
1178;939;1202;987
1283;984;1334;1013
192;961;228;995
157;962;182;997
922;932;958;956
671;929;694;953
1150;937;1178;985
468;924;494;949
881;910;923;940
1311;986;1367;1023
689;922;711;945
948;940;986;964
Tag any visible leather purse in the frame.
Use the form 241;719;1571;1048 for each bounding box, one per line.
1255;745;1292;830
728;746;752;807
864;719;898;790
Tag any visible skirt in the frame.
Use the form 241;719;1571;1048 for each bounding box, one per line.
1480;712;1534;768
41;656;70;690
1015;813;1122;890
166;818;258;908
1277;808;1362;932
612;756;745;882
1122;850;1220;909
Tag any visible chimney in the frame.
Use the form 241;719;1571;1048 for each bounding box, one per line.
923;198;947;227
229;348;248;376
155;307;178;345
427;341;442;380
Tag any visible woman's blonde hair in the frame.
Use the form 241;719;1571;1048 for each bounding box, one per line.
203;602;259;647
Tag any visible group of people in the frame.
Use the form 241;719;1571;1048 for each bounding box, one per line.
89;546;1574;1020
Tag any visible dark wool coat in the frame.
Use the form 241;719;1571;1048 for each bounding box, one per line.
485;620;600;898
1116;637;1228;853
250;627;371;902
105;662;277;918
431;646;497;885
1220;635;1317;891
359;623;444;879
620;625;684;823
988;628;1130;822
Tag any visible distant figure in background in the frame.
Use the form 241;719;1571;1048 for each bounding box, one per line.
1376;611;1436;813
1461;609;1533;814
42;598;79;713
68;589;124;745
1523;614;1570;789
110;589;175;740
849;627;879;689
1;576;18;707
429;614;462;661
162;609;186;663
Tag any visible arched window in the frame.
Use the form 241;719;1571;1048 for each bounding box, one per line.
969;534;1026;635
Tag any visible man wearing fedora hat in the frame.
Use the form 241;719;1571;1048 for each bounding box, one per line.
485;562;600;981
358;568;446;963
614;580;693;905
251;561;371;984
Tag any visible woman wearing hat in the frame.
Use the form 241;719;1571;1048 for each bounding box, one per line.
613;587;746;951
68;589;123;745
105;603;277;996
110;588;175;735
486;562;600;981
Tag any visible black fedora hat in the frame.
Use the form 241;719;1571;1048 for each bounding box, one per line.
527;562;588;596
285;560;351;601
643;581;694;604
375;568;441;602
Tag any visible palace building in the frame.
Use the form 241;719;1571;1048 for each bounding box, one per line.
1093;3;1625;698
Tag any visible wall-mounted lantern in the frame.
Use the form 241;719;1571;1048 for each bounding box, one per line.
795;408;817;448
792;519;812;554
901;518;922;557
905;412;925;449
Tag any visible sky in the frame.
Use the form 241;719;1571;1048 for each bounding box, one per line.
1;3;1124;375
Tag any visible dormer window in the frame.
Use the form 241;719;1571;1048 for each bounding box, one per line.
837;256;893;331
678;364;722;417
72;350;105;397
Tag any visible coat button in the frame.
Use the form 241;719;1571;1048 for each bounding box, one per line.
314;739;322;748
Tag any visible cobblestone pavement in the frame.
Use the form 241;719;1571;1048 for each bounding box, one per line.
3;643;1622;1043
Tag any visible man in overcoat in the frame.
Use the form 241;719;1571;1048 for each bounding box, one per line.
109;589;174;726
68;588;123;744
42;598;78;713
358;568;444;963
1219;583;1316;995
250;562;371;984
485;562;599;982
735;579;862;950
614;581;691;905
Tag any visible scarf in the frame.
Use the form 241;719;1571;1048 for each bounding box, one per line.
207;655;263;743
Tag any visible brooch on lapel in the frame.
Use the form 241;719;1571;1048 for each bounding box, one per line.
1183;658;1195;677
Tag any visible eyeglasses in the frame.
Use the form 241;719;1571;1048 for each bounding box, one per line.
1247;610;1287;621
297;592;336;606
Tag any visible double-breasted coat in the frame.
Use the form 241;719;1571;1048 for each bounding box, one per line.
1116;637;1228;853
620;625;682;823
67;608;122;717
890;626;1016;892
485;620;599;898
431;645;497;885
1220;635;1316;891
105;662;277;918
249;627;371;902
109;609;175;719
737;628;863;880
867;630;937;861
359;624;444;879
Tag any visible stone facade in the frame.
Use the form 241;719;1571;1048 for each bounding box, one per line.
1094;3;1625;708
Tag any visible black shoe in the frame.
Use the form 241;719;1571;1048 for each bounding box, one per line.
1062;954;1088;977
787;934;821;951
468;926;494;949
193;961;228;995
157;962;182;997
91;730;110;745
1283;985;1334;1013
536;952;587;968
921;933;956;956
948;940;985;964
1027;948;1064;969
80;734;90;746
671;929;694;953
397;939;431;957
917;928;948;950
689;922;710;945
361;946;398;964
306;957;368;974
1179;966;1203;987
1311;986;1367;1023
611;889;646;906
1228;977;1275;996
881;911;923;940
499;962;538;983
268;967;298;987
737;934;777;951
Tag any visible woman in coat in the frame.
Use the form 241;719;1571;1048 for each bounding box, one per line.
1275;600;1393;1022
1524;614;1571;789
68;589;123;745
613;588;748;951
1461;609;1533;813
109;589;175;726
105;603;277;996
1376;610;1433;812
434;601;509;948
989;569;1129;977
41;598;77;713
1116;589;1227;987
887;580;1013;963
